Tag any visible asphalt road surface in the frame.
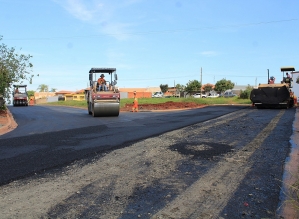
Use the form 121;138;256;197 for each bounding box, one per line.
0;105;296;218
0;105;246;184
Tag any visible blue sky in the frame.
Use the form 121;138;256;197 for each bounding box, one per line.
1;0;299;93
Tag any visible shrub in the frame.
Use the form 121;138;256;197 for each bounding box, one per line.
239;85;254;99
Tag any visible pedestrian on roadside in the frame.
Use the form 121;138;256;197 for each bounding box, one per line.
132;91;138;112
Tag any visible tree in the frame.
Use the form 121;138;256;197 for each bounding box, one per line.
185;80;201;94
214;78;234;94
27;90;35;98
203;83;214;93
50;88;57;92
160;84;168;93
37;84;49;92
239;84;253;99
0;36;35;101
176;83;185;94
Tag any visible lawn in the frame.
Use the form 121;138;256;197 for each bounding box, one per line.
43;96;252;108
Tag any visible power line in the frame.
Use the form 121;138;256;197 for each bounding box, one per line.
3;18;298;41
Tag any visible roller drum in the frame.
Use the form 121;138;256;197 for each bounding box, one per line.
93;102;119;117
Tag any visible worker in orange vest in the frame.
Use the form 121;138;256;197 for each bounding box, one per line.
132;91;138;112
290;90;297;106
97;74;107;91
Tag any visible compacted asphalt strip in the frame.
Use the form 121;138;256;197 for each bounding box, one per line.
0;105;247;184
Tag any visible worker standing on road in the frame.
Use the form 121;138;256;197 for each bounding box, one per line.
132;91;138;112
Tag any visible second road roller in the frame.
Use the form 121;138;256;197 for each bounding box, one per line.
85;68;120;117
250;67;296;109
13;84;29;106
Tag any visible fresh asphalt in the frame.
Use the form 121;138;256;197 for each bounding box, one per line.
0;105;248;185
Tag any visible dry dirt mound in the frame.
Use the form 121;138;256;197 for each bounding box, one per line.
120;101;205;111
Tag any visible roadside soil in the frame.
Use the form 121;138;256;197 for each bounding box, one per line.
0;107;297;218
0;109;18;135
0;110;7;125
120;101;205;111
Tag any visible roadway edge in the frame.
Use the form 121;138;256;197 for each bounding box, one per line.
0;108;18;135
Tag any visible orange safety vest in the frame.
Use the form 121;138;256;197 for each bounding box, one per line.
133;97;138;107
97;78;106;84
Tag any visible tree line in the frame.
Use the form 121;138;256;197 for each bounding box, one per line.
0;36;36;105
160;79;235;94
160;79;253;99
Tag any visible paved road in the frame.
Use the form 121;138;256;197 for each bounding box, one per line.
0;105;246;185
0;106;297;218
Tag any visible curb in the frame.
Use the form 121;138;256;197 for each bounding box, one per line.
277;107;299;217
0;108;18;136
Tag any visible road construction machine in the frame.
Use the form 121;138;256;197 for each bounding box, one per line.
85;68;120;117
250;67;295;109
12;85;29;106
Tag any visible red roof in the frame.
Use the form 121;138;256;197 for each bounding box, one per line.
55;90;75;95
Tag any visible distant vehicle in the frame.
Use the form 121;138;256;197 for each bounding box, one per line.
58;96;65;101
192;93;206;98
12;85;28;106
222;90;237;98
207;93;219;98
152;91;163;98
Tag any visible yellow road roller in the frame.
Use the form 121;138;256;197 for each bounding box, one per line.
250;67;295;109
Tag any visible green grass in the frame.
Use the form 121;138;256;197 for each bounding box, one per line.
42;97;252;108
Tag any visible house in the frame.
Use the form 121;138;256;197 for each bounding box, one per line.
119;87;160;98
231;85;250;95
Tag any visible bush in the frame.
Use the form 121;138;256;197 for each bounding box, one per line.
0;95;5;110
239;89;251;99
239;85;254;99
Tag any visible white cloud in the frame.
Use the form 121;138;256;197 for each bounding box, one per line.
53;0;103;21
53;0;141;40
200;51;219;57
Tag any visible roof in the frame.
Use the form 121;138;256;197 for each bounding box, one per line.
55;90;75;95
119;88;148;92
119;87;161;93
233;85;249;90
281;66;295;72
89;68;116;74
13;85;27;87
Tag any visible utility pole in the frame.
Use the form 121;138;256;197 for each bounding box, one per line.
200;67;202;93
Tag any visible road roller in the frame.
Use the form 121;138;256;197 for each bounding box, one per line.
250;67;295;109
13;84;29;106
85;68;120;117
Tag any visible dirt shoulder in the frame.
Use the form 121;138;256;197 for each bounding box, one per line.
0;109;18;135
120;101;206;111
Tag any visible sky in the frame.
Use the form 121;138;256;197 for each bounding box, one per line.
1;0;299;94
